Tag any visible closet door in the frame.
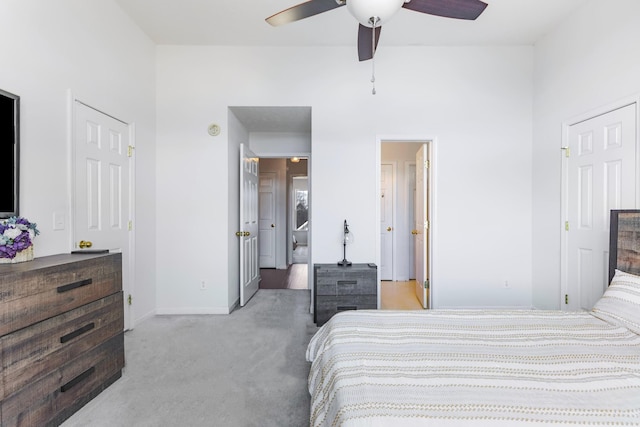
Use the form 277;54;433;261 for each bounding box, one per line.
564;103;636;310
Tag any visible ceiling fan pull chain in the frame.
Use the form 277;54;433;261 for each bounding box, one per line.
370;17;378;95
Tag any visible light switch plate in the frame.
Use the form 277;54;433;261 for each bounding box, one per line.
53;211;65;230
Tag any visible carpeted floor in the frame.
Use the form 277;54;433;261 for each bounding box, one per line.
61;289;318;427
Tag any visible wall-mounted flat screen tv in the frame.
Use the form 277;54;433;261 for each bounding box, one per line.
0;89;19;218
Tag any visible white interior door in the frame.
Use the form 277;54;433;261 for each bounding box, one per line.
74;101;132;329
407;163;416;280
565;103;636;310
259;172;276;268
239;144;260;306
380;164;394;280
414;144;429;308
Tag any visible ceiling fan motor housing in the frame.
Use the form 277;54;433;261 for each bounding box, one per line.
345;0;407;27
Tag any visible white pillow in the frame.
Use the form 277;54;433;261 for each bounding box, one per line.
591;269;640;334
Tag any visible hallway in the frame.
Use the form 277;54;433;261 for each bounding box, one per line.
259;264;308;289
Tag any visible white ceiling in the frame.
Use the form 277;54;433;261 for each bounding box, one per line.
115;0;590;133
115;0;590;47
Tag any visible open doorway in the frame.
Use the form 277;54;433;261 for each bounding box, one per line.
378;140;433;310
258;158;309;290
230;105;312;311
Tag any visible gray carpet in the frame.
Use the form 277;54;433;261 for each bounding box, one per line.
61;289;319;427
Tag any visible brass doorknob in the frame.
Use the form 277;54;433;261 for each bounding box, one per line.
411;230;418;235
386;227;392;232
244;231;251;237
78;240;93;249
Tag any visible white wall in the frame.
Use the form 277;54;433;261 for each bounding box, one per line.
156;45;534;312
250;132;311;156
532;0;640;309
0;0;157;324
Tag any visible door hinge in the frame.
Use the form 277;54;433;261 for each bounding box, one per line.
424;279;429;289
128;145;135;157
424;160;430;169
128;220;133;231
424;220;429;230
128;294;133;305
564;294;568;305
565;221;569;231
561;147;570;158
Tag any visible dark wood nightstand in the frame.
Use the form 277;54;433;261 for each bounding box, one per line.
314;263;377;326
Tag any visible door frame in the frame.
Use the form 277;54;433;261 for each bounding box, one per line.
289;174;309;265
68;91;136;329
376;136;437;309
380;161;397;281
249;151;312;312
560;95;640;310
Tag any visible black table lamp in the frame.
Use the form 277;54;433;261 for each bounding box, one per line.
338;219;353;266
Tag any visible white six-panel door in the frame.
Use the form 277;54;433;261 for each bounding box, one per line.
259;172;276;268
239;144;260;306
564;103;636;310
74;101;132;328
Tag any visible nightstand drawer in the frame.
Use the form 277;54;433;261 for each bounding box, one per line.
1;292;123;399
336;278;376;295
317;279;376;294
315;295;377;326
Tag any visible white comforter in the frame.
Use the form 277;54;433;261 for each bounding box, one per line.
306;310;640;426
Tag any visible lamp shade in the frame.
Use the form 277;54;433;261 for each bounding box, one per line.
346;0;406;27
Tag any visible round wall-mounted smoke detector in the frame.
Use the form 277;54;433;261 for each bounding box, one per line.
208;123;221;136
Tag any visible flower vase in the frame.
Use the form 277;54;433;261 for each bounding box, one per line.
0;245;34;264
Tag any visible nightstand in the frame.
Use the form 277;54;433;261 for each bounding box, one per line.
314;263;377;326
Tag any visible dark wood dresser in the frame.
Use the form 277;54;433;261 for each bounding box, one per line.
314;263;377;326
0;253;124;427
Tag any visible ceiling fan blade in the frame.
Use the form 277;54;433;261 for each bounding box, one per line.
358;24;382;62
266;0;345;26
402;0;488;20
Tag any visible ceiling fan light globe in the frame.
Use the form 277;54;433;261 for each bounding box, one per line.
346;0;405;27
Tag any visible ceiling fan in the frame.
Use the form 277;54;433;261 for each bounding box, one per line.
266;0;489;61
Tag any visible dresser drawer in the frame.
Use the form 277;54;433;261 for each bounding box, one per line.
1;292;123;400
1;333;124;427
0;253;122;336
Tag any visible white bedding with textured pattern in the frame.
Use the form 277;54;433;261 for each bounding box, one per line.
307;308;640;426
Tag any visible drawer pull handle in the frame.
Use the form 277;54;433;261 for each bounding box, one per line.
337;305;358;311
337;280;358;285
61;366;95;393
57;278;93;293
60;323;95;343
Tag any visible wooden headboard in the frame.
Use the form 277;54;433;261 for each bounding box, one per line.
609;209;640;283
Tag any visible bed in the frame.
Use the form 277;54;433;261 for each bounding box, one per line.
306;210;640;426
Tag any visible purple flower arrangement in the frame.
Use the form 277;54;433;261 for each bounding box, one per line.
0;216;39;259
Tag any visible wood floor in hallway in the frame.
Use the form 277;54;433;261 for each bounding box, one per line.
380;280;424;310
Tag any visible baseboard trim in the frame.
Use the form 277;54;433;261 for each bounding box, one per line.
156;307;233;315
